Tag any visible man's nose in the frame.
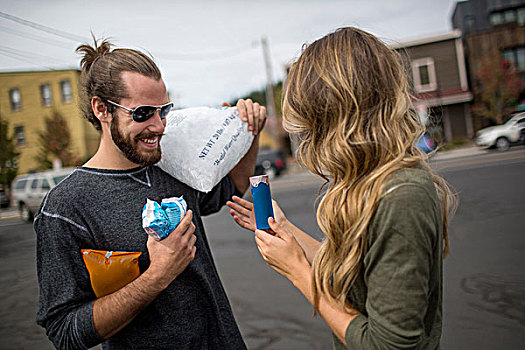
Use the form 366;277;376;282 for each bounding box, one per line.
146;110;166;132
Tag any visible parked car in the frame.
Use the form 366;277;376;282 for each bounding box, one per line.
475;113;525;151
0;190;9;209
254;148;287;179
11;167;75;222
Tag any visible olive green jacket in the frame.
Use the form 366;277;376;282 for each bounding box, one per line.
334;166;443;349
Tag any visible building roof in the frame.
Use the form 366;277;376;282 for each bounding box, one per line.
0;67;79;75
391;30;462;49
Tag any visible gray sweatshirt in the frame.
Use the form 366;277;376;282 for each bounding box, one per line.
35;166;246;350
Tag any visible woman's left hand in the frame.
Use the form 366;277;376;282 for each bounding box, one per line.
255;217;310;282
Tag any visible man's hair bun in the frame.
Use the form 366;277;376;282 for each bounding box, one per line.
76;35;113;73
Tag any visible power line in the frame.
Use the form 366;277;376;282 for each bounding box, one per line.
0;45;72;64
0;11;88;43
0;25;73;50
0;51;56;70
0;11;267;63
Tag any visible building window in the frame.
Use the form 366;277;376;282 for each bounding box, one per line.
490;7;525;26
518;8;525;25
419;65;430;85
517;47;525;70
464;15;475;33
412;58;437;93
490;12;504;25
9;88;21;111
14;125;26;146
504;9;517;23
60;80;72;103
503;49;515;64
40;84;52;106
503;46;525;71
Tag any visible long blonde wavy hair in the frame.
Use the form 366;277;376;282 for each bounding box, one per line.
282;27;457;311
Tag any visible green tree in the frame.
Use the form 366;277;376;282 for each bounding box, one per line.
0;115;20;190
229;81;283;116
473;50;525;125
35;110;81;169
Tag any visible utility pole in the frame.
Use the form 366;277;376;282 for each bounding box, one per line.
261;36;286;151
261;37;276;122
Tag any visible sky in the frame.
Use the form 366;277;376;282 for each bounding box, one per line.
0;0;459;108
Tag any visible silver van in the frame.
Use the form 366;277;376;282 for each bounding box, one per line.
11;167;75;222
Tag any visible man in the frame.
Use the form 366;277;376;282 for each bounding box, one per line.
35;38;265;349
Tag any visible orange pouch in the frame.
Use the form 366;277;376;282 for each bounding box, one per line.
81;249;142;298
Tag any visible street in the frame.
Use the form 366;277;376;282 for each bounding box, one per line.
0;147;524;349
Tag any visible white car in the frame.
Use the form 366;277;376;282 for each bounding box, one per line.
475;113;525;151
11;167;75;222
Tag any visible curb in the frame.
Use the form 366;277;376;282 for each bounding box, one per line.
432;145;489;161
0;208;20;220
282;146;490;174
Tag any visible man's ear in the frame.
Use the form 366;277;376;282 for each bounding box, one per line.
91;96;110;122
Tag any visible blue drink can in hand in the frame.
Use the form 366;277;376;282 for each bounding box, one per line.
250;175;274;230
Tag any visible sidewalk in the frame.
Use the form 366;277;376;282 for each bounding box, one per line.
0;207;20;220
431;142;489;161
282;143;489;175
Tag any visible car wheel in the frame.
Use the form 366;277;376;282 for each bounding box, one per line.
19;203;33;223
495;137;510;151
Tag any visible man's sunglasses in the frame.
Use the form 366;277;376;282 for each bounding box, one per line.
106;100;173;122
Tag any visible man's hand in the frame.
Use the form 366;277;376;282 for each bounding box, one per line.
93;210;197;339
146;210;197;291
236;98;267;136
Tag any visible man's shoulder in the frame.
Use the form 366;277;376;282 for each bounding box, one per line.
151;165;197;192
41;168;111;213
46;168;91;198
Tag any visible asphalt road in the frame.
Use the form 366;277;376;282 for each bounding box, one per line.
0;147;524;349
432;149;525;350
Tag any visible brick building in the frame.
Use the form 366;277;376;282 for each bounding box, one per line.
452;0;525;129
0;69;99;174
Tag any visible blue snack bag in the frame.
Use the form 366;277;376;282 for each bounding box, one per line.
161;196;188;233
142;199;171;241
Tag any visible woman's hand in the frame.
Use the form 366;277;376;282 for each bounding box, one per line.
254;217;310;283
226;196;287;232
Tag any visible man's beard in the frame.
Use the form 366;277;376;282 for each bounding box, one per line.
110;116;162;166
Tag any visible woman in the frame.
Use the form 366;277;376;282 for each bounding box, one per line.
227;27;456;349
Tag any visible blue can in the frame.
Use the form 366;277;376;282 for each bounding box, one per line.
249;175;274;230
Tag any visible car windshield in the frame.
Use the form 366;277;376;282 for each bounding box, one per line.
504;114;524;124
14;179;27;190
53;175;68;185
